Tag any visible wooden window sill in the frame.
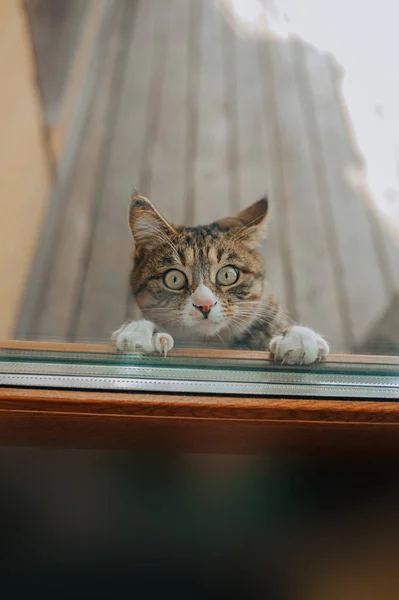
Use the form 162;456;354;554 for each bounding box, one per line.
0;341;398;455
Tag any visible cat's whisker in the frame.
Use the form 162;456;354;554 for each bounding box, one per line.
232;314;258;328
226;320;242;339
136;223;181;263
214;330;226;348
231;315;256;330
226;212;267;246
238;305;296;325
144;308;181;323
236;308;271;318
145;308;181;312
227;316;256;340
154;316;182;324
237;312;285;329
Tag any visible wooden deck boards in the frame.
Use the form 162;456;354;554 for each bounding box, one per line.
33;0;127;341
266;40;345;349
193;0;231;224
75;0;154;340
16;0;399;354
149;0;191;225
235;33;288;312
300;43;391;348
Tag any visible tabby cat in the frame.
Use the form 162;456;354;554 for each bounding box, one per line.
111;194;329;364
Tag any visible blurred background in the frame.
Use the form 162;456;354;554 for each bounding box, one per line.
2;448;399;599
1;0;399;353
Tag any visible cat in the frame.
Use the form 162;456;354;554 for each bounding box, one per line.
111;194;329;364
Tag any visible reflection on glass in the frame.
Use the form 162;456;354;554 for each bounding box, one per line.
2;0;398;360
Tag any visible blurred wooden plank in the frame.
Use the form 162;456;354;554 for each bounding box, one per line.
75;0;170;341
381;227;399;294
220;13;240;215
193;0;231;224
386;149;399;291
234;31;288;312
183;0;202;226
146;0;190;225
25;0;89;124
358;294;399;355
15;0;115;341
47;0;109;161
33;2;126;340
0;0;51;339
261;39;345;351
300;43;391;349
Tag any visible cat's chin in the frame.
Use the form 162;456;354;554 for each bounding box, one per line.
163;318;228;341
195;320;223;337
181;319;226;339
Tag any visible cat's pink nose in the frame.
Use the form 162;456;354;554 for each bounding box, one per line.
193;301;216;313
191;284;217;318
192;301;216;318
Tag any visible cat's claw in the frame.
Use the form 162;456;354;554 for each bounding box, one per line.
111;320;174;356
269;325;329;365
153;332;174;357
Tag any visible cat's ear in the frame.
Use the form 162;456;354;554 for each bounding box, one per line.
235;196;269;229
220;196;269;248
128;194;176;248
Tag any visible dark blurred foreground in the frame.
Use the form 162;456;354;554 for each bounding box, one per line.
1;448;399;599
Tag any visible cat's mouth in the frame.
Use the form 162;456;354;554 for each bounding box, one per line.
182;297;226;336
192;316;227;337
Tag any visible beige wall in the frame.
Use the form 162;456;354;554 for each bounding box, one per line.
0;1;51;338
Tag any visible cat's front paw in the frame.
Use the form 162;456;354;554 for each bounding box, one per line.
269;326;329;365
111;320;174;356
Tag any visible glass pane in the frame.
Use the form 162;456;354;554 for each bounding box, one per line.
1;0;399;394
1;345;398;399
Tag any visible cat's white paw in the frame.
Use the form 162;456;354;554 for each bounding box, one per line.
111;320;174;356
269;326;329;365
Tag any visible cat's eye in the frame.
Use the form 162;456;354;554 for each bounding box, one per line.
216;265;239;286
163;269;187;290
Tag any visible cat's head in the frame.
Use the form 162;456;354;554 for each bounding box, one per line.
128;195;269;339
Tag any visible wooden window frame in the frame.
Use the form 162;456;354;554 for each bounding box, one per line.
0;341;398;455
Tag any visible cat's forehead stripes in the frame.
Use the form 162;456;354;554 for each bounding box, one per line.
181;245;194;264
206;247;218;262
175;227;228;279
163;227;230;265
135;222;258;282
